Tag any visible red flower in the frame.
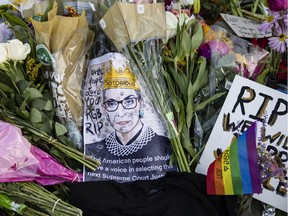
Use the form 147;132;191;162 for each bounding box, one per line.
250;38;269;49
267;0;288;11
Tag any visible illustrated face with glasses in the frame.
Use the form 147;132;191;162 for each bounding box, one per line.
103;88;144;143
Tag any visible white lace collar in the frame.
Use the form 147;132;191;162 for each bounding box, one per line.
105;126;155;156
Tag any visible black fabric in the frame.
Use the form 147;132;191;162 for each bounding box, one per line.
68;171;237;216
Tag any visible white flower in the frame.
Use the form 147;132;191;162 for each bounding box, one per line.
0;43;8;64
179;0;194;5
6;39;31;61
164;11;178;43
164;11;196;44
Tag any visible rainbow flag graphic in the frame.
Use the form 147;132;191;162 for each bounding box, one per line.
206;122;262;195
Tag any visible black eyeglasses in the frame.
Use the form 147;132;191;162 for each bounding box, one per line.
103;97;139;112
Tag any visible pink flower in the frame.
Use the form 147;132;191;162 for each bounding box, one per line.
208;40;230;56
267;0;288;11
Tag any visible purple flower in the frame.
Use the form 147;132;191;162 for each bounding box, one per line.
0;23;13;43
208;40;230;56
197;42;211;59
268;27;288;53
283;13;288;27
267;0;287;11
258;10;281;34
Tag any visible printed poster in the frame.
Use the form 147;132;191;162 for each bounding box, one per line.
196;75;287;212
83;52;177;182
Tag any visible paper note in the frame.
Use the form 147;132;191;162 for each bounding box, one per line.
220;13;271;38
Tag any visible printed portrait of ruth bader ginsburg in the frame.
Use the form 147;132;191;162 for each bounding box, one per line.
84;53;177;183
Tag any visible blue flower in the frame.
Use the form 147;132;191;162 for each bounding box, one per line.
0;23;13;43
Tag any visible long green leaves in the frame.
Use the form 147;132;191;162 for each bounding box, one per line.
162;19;226;169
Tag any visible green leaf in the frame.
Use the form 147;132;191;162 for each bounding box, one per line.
19;94;29;112
39;119;52;134
176;99;186;133
32;134;41;142
194;92;227;112
31;98;53;111
23;87;43;101
54;122;68;136
181;131;196;158
0;71;17;92
30;108;42;123
168;39;176;57
44;100;52;111
180;29;191;57
15;110;29;120
185;19;197;30
17;80;31;93
190;22;203;52
31;98;48;110
163;56;174;64
186;82;194;128
175;27;185;62
1;98;15;111
256;69;270;84
168;67;188;97
0;83;14;93
191;57;208;96
170;95;180;113
162;69;180;112
3;12;28;28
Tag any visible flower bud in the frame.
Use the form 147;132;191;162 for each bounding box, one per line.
7;39;31;61
0;43;8;64
193;0;200;14
267;0;287;11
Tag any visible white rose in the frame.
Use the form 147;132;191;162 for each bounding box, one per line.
7;39;31;61
0;43;8;64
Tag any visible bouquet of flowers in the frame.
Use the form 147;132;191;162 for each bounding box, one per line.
0;0;287;215
0;3;99;171
0;3;99;215
227;0;287;89
0;120;82;185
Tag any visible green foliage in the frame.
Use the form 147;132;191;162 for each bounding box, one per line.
163;19;227;169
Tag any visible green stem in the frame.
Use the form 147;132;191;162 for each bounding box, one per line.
125;42;190;172
252;0;260;13
230;0;243;17
240;9;265;21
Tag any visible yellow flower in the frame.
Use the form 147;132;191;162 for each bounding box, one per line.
235;53;247;66
26;57;42;83
65;5;80;17
202;24;210;35
177;57;186;67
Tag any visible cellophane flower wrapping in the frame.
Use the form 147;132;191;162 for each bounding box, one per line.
203;25;269;95
31;1;95;149
0;120;82;185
